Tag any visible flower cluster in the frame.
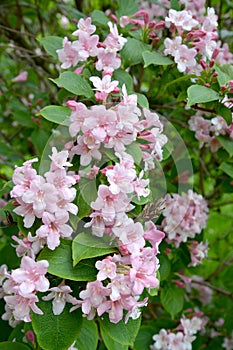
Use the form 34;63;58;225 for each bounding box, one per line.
1;256;49;324
67;91;167;170
72;220;165;323
151;313;208;350
163;6;233;74
162;190;209;247
10;147;78;251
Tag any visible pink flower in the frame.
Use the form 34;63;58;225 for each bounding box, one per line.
56;37;80;69
72;17;96;36
49;147;73;170
36;211;73;250
42;282;78;315
174;45;197;73
90;74;119;96
11;256;49;295
95;48;121;73
95;258;117;281
165;9;199;31
104;22;127;52
4;293;43;322
12;71;28;82
106;160;136;194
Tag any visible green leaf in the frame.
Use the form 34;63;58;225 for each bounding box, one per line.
0;180;13;196
75;319;98;350
37;240;96;281
187;85;219;106
219;162;233;178
0;343;30;350
72;232;117;266
113;69;133;91
126;142;142;165
51;72;93;98
121;38;151;67
143;51;173;67
217;136;233;157
216;104;232;124
160;283;184;318
38;105;71;125
31;301;83;350
101;332;127;350
39;36;63;59
215;64;233;86
99;315;141;347
159;255;171;281
135;93;149;108
91;9;109;27
116;0;139;17
170;0;180;10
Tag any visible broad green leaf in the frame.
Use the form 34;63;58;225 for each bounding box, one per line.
75;319;98;350
113;69;133;91
99;315;141;347
39;36;63;59
219;162;233;178
143;51;173;67
126;142;142;165
121;38;151;67
216;104;232;124
51;72;93;98
116;0;139;17
72;232;117;266
101;331;127;350
31;301;82;350
37;240;96;281
217;136;233;157
187;85;219;106
37;106;71;125
91;9;109;27
0;343;30;350
170;0;181;10
160;283;184;318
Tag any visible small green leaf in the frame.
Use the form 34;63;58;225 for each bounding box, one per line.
121;38;151;67
51;72;93;98
135;93;149;109
219;162;233;178
0;343;30;350
159;255;171;281
31;301;83;350
217;136;233;157
187;85;219;106
99;315;141;347
126;142;142;165
91;9;109;27
160;283;184;318
37;240;96;281
75;319;98;350
0;180;13;196
116;0;139;17
216;104;232;124
38;106;71;125
39;36;63;59
143;51;173;67
72;232;117;266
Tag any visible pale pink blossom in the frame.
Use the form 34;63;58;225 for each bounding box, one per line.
104;22;127;52
188;240;208;267
12;71;28;82
42;282;78;315
152;329;169;349
162;190;209;247
11;256;49;295
95;258;117;281
56;37;80;69
49;147;73;170
165;9;199;32
72;17;96;36
202;7;218;32
90;74;119;94
95;48;121;73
